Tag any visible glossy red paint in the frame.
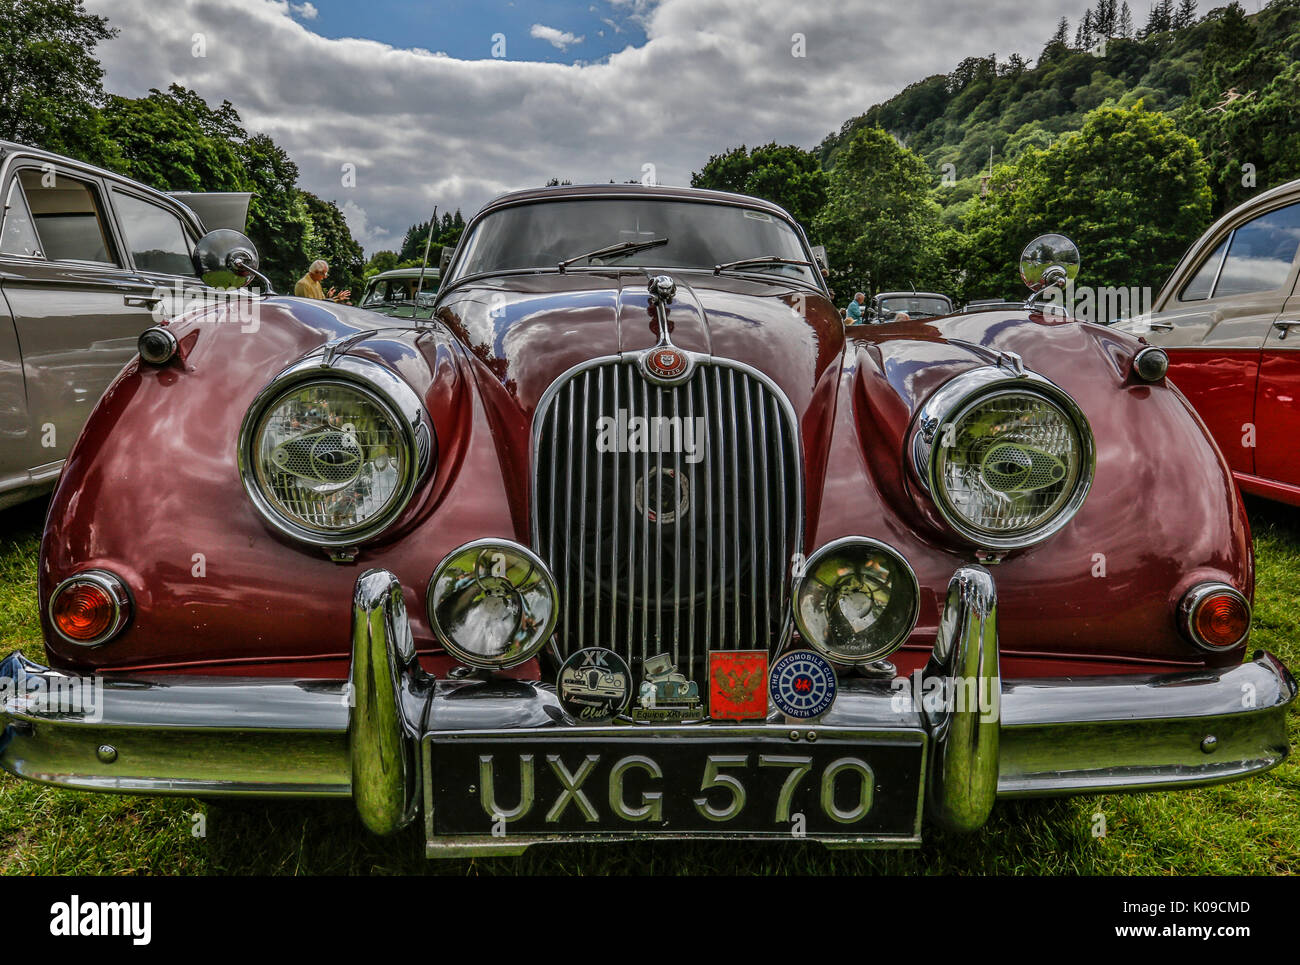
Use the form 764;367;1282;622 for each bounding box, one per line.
38;188;1254;680
1162;347;1260;477
1254;348;1300;484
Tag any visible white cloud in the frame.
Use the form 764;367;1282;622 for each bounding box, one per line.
84;0;1082;255
289;2;317;20
530;23;584;49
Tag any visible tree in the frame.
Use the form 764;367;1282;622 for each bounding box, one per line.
960;102;1210;308
0;0;115;156
691;143;827;229
1173;0;1197;29
301;192;365;301
812;127;946;297
364;250;400;277
1118;2;1135;37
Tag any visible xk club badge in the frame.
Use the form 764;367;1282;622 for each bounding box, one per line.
558;648;632;723
770;650;838;720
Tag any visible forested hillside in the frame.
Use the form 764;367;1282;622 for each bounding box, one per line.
696;0;1300;305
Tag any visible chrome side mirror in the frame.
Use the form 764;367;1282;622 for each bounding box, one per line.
193;228;274;293
1020;234;1079;310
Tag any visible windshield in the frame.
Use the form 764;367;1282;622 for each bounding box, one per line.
877;295;952;318
452;198;816;284
362;276;438;307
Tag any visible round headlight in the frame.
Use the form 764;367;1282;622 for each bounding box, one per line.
794;537;920;665
427;539;558;669
240;355;433;547
914;367;1093;549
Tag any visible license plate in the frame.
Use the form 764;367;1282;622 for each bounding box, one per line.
424;727;925;845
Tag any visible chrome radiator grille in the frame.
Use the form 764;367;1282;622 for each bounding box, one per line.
533;358;801;673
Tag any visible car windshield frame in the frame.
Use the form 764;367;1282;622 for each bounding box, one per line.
877;295;953;318
446;195;826;293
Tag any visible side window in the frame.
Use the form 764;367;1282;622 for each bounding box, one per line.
0;178;43;257
112;191;197;277
17;168;118;265
1213;202;1300;299
1178;238;1227;302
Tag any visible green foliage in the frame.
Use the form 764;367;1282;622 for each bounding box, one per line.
690;143;827;229
398;210;466;263
812;127;947;296
302;192;365;301
0;0;115;158
363;250;401;278
960;103;1210;303
1177;1;1300;213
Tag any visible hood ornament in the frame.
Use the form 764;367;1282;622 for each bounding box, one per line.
640;274;694;385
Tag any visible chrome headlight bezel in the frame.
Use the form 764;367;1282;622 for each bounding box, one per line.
910;364;1095;550
793;536;921;665
238;354;434;548
426;538;559;670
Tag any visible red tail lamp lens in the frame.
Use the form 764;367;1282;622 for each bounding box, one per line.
1193;593;1251;649
50;574;128;645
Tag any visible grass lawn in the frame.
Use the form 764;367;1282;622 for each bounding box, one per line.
0;495;1295;875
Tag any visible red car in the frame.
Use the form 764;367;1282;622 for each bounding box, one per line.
1;185;1293;856
1115;178;1300;505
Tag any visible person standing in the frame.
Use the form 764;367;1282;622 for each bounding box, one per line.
846;292;867;324
295;260;351;303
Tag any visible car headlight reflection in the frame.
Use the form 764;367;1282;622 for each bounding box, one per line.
427;540;558;669
794;537;920;664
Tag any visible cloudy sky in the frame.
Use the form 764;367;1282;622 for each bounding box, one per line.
86;0;1083;254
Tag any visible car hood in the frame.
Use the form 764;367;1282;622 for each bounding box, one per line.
433;270;845;421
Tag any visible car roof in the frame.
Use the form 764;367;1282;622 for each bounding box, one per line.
367;267;441;282
475;182;797;222
0;139;207;231
875;291;951;300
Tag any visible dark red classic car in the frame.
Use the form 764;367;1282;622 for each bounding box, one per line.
0;184;1292;856
1115;178;1300;506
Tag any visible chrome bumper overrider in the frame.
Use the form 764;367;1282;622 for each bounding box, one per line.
0;566;1293;855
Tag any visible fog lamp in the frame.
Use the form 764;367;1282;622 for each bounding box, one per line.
794;537;920;664
426;539;558;669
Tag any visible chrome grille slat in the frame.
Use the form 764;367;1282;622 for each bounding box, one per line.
534;357;800;676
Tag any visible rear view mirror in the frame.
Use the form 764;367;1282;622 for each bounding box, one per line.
193;228;273;293
439;246;454;275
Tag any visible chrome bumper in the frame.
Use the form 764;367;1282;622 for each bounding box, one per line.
1;566;1293;852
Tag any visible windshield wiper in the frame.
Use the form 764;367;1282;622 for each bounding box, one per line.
713;255;814;275
557;237;669;272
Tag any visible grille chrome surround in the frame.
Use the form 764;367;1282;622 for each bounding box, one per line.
531;354;802;673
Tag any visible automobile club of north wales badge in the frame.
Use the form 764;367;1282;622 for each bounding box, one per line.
708;650;769;720
769;650;838;720
631;652;704;722
557;648;632;723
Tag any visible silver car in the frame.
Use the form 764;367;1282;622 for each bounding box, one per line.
0;141;249;509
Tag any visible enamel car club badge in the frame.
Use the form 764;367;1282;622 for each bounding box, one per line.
709;650;769;720
631;652;704;722
558;648;632;723
642;346;690;383
769;650;837;720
